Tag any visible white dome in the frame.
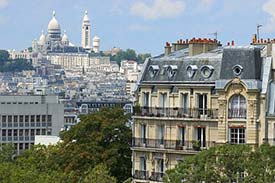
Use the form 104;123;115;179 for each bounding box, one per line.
48;11;61;31
39;30;46;43
62;31;69;42
93;36;100;41
83;10;90;23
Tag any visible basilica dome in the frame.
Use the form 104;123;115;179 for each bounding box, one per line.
39;30;46;44
62;31;69;42
48;11;61;32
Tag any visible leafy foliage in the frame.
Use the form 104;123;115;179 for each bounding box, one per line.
164;144;275;183
0;50;9;62
0;107;131;183
0;143;15;162
83;164;117;183
108;49;151;65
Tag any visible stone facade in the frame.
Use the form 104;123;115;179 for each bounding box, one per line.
132;39;275;183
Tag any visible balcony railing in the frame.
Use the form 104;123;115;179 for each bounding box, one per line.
132;138;215;151
263;138;275;145
133;170;149;180
228;108;246;119
134;107;218;119
150;172;164;182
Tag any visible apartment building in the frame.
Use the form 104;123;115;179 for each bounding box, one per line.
132;38;275;182
0;95;64;154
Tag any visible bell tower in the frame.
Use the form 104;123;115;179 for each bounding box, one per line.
81;10;91;49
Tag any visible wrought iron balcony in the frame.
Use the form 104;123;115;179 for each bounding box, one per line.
134;107;218;119
132;138;215;151
150;172;164;182
263;138;275;145
228;108;246;119
133;170;149;180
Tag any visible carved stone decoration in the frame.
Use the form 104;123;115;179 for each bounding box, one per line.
151;158;155;165
248;100;256;107
165;158;169;166
232;77;241;84
233;88;243;94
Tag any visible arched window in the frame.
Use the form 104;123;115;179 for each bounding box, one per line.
228;95;246;119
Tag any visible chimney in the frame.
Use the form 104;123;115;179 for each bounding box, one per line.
189;38;219;56
171;39;189;52
165;42;172;56
231;40;234;46
171;43;177;52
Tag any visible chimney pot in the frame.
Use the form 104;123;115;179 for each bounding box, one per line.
227;42;230;46
186;39;189;43
261;38;263;43
180;39;183;44
231;40;234;46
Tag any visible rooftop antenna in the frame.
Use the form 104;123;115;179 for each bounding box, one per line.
208;31;218;40
257;24;262;40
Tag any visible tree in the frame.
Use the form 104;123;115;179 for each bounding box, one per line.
109;49;151;65
83;164;117;183
164;144;252;183
245;144;275;183
0;107;132;183
0;143;15;162
0;50;9;62
59;107;132;182
137;53;151;63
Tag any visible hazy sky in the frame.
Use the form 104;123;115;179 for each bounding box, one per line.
1;0;275;55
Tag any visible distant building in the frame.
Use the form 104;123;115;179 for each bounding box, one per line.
35;135;60;146
32;11;104;69
0;95;64;154
77;100;133;114
8;49;32;60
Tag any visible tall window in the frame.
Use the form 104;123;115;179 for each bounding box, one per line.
157;159;164;173
178;127;185;146
194;127;206;147
159;93;167;108
197;94;207;115
181;93;188;113
229;95;246;119
158;125;165;145
143;92;149;107
140;157;146;171
230;128;245;144
140;124;146;144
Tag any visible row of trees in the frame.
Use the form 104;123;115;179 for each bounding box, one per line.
0;107;132;183
106;49;151;65
165;144;275;183
0;50;33;72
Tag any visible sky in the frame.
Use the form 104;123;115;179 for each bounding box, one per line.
1;0;275;55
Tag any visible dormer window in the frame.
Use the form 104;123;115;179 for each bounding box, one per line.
186;65;198;78
160;65;168;75
232;64;243;76
148;65;159;78
167;65;178;78
200;65;214;78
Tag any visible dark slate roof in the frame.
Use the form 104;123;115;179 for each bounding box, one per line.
139;46;264;85
142;59;221;83
220;47;262;80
